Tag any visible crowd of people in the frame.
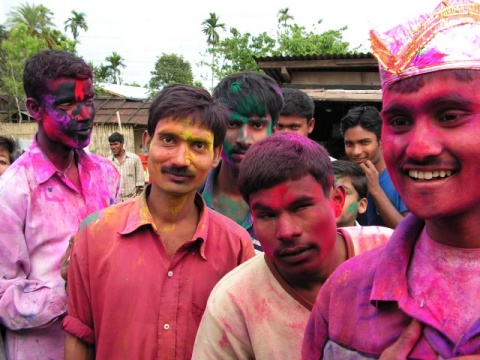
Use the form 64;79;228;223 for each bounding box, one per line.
1;0;480;358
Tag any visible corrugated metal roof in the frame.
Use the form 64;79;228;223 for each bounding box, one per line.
254;52;375;62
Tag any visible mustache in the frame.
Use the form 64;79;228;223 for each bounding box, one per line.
232;144;250;153
161;165;196;178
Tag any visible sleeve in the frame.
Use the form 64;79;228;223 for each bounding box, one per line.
0;189;67;331
62;226;95;344
302;278;332;360
134;155;145;187
192;285;253;360
238;233;256;264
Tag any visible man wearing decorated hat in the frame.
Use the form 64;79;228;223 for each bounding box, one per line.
302;0;480;357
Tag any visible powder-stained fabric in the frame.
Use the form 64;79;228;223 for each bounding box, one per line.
0;137;120;360
62;188;255;359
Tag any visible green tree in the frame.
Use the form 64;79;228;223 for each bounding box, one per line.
202;12;226;91
0;25;47;118
277;8;294;27
105;52;126;84
149;53;194;92
5;3;73;50
64;10;88;51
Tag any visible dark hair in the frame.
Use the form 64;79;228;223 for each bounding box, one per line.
332;160;368;200
280;88;315;120
339;105;382;141
213;71;284;126
239;132;332;203
148;84;228;148
108;132;124;143
387;69;480;94
0;135;21;163
23;50;93;102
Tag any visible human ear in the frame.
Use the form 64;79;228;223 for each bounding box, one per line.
26;98;43;122
358;197;368;214
212;145;223;168
331;185;346;218
307;118;315;134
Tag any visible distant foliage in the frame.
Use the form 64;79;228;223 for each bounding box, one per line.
149;53;194;92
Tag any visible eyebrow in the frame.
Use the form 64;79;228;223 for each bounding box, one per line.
251;195;314;212
157;131;213;144
382;93;476;116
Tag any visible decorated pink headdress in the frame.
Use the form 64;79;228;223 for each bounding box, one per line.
370;0;480;89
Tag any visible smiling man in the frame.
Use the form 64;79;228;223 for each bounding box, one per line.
340;105;409;228
303;0;480;357
0;50;120;359
63;84;255;359
200;71;284;251
192;133;389;359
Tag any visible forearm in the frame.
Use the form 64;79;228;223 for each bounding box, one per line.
65;333;94;360
0;279;67;330
369;188;407;229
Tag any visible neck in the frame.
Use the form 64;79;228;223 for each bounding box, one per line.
36;131;75;170
217;162;241;195
114;149;125;159
426;211;480;248
147;185;198;225
374;155;386;173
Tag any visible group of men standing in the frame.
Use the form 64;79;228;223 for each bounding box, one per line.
2;0;480;358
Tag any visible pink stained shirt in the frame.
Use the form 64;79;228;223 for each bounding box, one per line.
62;187;256;359
0;136;120;360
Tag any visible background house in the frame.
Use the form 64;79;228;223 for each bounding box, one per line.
255;52;382;159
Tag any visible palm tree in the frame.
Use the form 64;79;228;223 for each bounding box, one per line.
105;52;126;84
277;8;294;27
64;10;88;42
6;3;55;37
202;12;226;91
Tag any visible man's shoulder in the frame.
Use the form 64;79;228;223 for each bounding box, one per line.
78;198;134;233
206;207;251;238
208;255;267;299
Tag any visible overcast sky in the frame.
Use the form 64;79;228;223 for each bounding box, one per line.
0;0;440;88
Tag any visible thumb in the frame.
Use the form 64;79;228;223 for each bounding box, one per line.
380;319;423;360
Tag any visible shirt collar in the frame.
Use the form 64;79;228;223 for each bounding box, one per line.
119;184;210;260
370;214;425;304
30;135;93;184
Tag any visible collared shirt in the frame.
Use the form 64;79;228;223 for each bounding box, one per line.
303;215;480;359
193;226;391;360
200;163;262;252
0;136;120;360
63;187;255;359
109;151;145;201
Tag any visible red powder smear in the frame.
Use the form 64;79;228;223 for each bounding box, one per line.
219;330;229;348
74;80;85;101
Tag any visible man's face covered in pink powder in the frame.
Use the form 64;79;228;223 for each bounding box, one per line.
39;77;95;149
381;71;480;221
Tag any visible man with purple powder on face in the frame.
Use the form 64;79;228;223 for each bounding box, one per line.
0;50;120;360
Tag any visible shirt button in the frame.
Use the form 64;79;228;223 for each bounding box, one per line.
164;323;170;330
167;271;173;277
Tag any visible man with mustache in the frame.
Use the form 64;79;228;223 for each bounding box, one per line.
63;84;255;359
201;71;284;252
0;50;120;359
303;0;480;357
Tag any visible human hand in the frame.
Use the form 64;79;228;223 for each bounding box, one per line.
379;319;422;360
359;160;380;193
61;236;74;282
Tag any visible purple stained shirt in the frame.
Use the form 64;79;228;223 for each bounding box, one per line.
0;136;120;360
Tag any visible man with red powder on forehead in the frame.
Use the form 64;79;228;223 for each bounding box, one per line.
303;0;480;357
0;50;120;359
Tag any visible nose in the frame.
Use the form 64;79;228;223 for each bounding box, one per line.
405;119;442;161
74;103;93;122
171;143;191;166
236;124;253;147
276;213;302;241
351;144;362;156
